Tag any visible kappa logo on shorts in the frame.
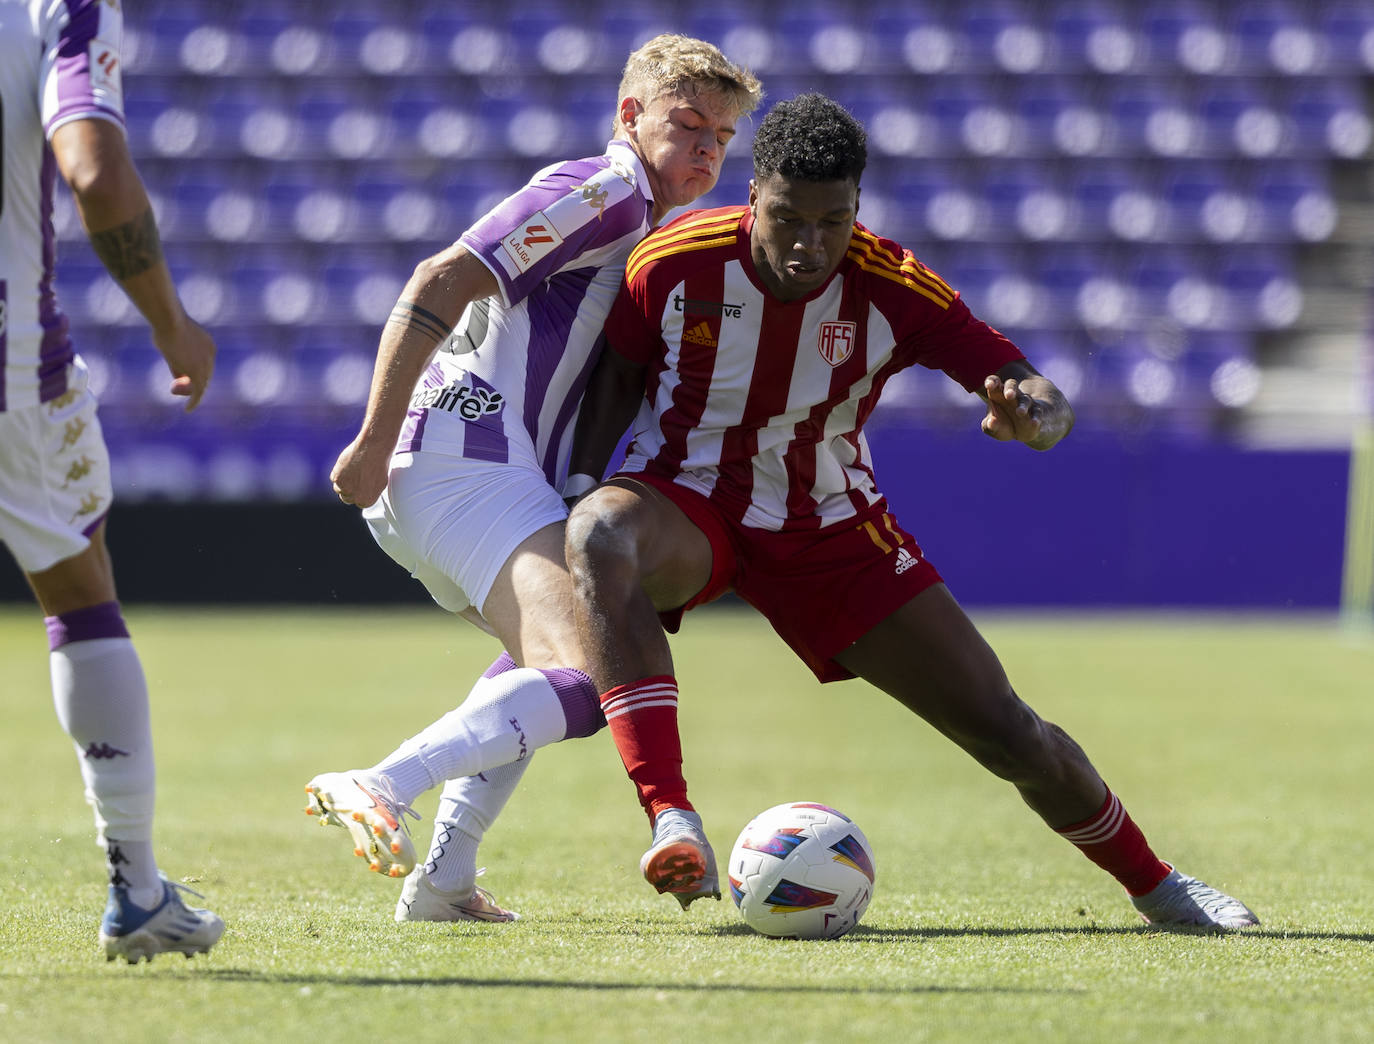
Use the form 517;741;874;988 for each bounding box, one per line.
894;547;920;575
410;380;505;421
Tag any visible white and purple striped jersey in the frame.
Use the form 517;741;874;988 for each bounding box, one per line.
397;139;655;488
0;0;125;413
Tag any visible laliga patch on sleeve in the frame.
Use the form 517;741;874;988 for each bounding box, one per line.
500;211;564;274
88;39;124;109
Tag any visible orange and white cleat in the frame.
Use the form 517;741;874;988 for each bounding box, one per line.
304;770;418;878
640;808;720;910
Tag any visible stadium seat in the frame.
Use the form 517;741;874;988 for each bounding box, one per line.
1286;79;1372;158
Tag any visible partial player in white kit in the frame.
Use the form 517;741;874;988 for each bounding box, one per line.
306;34;761;922
0;0;221;961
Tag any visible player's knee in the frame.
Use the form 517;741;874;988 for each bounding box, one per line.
565;494;640;587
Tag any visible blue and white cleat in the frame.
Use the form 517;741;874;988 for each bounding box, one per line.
99;878;224;963
640;808;720;910
1132;865;1260;931
305;770;419;878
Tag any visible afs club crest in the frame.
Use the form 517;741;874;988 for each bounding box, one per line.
818;321;856;367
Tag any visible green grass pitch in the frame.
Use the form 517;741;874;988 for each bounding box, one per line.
0;605;1370;1042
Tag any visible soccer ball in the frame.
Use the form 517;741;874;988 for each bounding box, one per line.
727;802;876;940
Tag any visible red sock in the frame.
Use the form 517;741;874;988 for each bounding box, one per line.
1055;790;1171;896
600;676;693;824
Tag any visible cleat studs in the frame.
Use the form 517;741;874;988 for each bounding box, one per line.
352;811;365;822
305;806;316;815
353;847;365;857
369;861;381;872
390;841;402;854
388;866;402;878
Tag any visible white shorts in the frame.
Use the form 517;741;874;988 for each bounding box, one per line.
363;449;568;621
0;359;112;573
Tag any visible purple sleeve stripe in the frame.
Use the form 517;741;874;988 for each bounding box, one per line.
50;0;124;134
46;600;129;650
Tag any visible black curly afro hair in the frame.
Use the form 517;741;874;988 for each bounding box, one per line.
752;93;867;184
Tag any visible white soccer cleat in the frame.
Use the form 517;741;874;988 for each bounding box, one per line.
304;770;418;877
99;878;225;964
395;869;519;923
1132;865;1260;931
640;807;720;910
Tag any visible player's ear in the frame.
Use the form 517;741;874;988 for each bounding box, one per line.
748;179;758;212
618;96;642;134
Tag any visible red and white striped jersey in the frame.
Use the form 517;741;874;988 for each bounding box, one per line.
604;206;1025;531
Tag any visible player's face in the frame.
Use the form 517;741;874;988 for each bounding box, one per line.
748;174;859;301
622;86;740;221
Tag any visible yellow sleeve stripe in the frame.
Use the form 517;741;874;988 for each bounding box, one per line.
629;219;747;281
849;230;955;303
626;213;742;279
850;252;955;308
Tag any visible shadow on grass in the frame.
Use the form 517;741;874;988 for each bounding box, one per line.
190;968;1066;994
801;924;1374;943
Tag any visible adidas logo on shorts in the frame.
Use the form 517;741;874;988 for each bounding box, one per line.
894;547;919;575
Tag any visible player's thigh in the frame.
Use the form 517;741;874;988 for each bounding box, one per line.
24;521;117;616
479;520;585;670
375;452;568;619
834;583;1017;739
0;388;118;615
571;476;714;612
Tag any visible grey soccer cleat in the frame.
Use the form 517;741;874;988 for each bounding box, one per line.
1132;865;1260;931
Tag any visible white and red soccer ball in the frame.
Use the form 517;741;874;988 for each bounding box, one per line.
728;802;876;939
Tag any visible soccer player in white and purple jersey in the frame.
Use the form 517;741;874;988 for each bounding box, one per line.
564;94;1259;930
305;34;761;923
1;0;220;961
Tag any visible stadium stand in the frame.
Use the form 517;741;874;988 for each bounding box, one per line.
47;0;1373;500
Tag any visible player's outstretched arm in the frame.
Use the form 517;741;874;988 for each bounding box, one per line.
50;117;215;411
564;346;649;504
980;360;1075;451
331;243;498;507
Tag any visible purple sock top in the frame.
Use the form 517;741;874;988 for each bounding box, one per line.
539;666;605;739
45;601;129;651
483;651;518;678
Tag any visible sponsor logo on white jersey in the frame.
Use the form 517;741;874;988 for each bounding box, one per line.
501;211;563;272
894;546;919;575
818;321;856;367
410;380;505;421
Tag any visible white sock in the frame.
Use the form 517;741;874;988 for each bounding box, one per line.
51;636;161;903
422;760;531;894
373;666;592;807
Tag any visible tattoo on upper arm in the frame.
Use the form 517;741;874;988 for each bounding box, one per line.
386;300;453;344
89;207;163;281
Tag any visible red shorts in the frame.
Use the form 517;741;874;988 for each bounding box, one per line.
628;472;944;684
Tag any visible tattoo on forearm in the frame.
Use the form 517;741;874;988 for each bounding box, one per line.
89;207;163;281
386;300;452;344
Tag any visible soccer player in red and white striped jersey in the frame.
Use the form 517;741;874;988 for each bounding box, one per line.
565;94;1258;930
